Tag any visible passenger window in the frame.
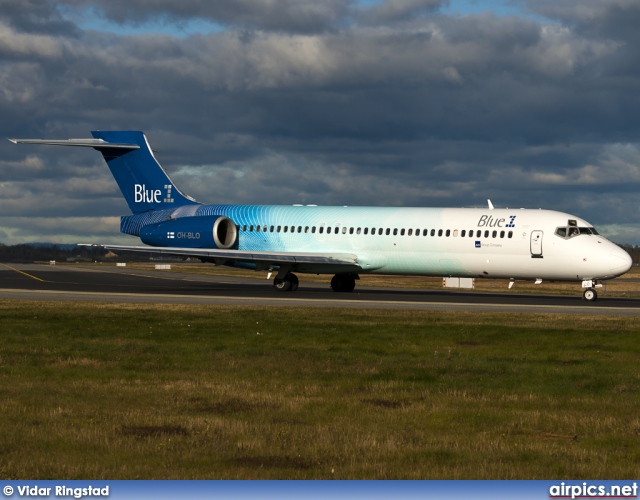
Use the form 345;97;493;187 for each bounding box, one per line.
364;228;369;235
283;226;287;233
392;229;397;236
277;225;281;232
342;227;347;234
357;228;362;235
438;229;443;237
270;226;274;232
470;230;475;238
500;230;505;238
492;230;496;238
250;225;254;232
386;228;390;235
400;229;405;236
508;231;513;238
446;229;450;237
312;227;316;234
461;230;465;237
257;225;261;232
292;226;296;233
453;230;458;237
297;226;301;233
318;227;323;234
484;230;489;238
349;227;354;234
408;229;413;236
372;228;376;235
304;226;309;233
415;229;420;236
431;229;436;236
243;225;247;231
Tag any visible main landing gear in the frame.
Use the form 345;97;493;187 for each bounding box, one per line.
273;272;359;292
273;272;298;292
330;273;358;293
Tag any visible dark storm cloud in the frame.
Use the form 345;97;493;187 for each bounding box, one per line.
1;0;640;244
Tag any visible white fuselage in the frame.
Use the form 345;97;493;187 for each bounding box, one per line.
151;204;632;281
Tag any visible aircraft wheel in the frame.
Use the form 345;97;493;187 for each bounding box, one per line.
274;272;298;292
290;273;299;292
583;288;597;301
331;274;356;293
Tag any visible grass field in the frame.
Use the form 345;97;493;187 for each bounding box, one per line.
0;300;639;479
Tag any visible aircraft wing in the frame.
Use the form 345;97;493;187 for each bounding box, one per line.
97;244;361;269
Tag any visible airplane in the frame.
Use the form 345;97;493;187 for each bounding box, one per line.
9;130;632;301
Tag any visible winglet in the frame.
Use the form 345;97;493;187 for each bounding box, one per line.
487;199;494;210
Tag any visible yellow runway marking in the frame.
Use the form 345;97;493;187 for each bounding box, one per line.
0;263;47;282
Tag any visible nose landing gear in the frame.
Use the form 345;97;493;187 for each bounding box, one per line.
582;279;602;301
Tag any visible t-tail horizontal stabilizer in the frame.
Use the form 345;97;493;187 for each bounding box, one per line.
7;138;139;149
8;131;200;214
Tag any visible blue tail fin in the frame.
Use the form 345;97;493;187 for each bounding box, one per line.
91;131;200;214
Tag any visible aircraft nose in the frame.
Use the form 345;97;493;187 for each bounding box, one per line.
609;247;633;276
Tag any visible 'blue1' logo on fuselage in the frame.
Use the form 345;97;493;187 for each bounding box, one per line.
477;215;516;228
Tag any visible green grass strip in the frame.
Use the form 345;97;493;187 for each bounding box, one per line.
0;300;639;479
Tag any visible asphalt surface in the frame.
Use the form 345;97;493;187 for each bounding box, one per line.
1;263;640;315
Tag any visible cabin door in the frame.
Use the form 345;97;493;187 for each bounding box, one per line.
530;230;543;257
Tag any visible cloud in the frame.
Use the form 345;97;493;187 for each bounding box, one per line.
58;0;353;34
1;0;640;244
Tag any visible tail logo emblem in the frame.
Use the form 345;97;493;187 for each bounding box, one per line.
164;184;174;203
134;184;174;204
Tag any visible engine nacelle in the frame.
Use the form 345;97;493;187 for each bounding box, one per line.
140;215;238;249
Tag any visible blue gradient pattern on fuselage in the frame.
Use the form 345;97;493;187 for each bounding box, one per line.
123;204;447;253
121;203;463;274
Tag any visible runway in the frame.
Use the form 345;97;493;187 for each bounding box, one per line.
1;263;640;315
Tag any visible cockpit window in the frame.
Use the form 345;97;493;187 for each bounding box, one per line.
555;225;599;239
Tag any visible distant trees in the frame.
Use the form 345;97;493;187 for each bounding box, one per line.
0;244;148;263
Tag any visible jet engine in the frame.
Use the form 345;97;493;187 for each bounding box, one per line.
140;215;238;249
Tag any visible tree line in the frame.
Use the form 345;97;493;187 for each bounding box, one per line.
0;244;150;263
2;242;640;267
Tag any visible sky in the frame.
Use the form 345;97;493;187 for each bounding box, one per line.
1;0;640;245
